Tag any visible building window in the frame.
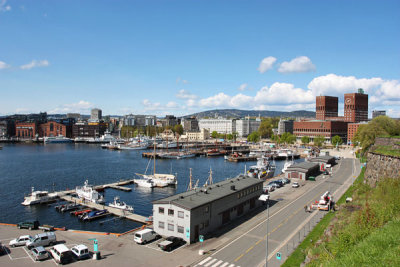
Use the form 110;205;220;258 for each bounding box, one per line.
168;224;174;231
168;209;174;216
205;206;209;213
178;211;184;218
159;221;165;229
177;226;184;233
159;207;164;214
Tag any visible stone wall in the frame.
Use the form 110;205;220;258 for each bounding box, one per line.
364;152;400;187
374;137;400;146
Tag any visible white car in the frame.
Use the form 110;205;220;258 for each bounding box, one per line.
292;182;300;188
9;235;32;247
71;244;90;260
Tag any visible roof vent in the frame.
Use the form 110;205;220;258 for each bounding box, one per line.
231;185;236;191
208;187;212;190
180;196;184;199
216;185;220;187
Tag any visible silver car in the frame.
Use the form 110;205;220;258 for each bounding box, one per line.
31;246;49;261
9;235;32;247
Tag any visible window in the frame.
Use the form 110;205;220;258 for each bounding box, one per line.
178;211;184;218
168;209;174;216
205;206;209;213
159;207;164;214
159;221;164;229
177;226;184;233
168;224;174;231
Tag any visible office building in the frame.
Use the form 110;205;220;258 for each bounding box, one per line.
90;108;102;121
372;110;386;119
199;118;236;135
235;117;261;137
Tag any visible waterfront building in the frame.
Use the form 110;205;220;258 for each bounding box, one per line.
277;119;294;135
186;128;210;141
123;114;156;127
39;121;71;138
344;89;368;123
153;175;263;244
15;122;38;139
72;122;108;138
90;108;102;122
293;120;348;144
182;117;199;133
159;115;180;128
199;118;236;135
235;117;261;137
0;119;15;138
284;162;320;180
372;110;386;119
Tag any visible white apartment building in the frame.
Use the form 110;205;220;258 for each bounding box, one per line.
198;118;236;135
235;118;261;137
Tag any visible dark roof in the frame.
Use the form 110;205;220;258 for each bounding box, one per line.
308;156;335;163
286;162;319;172
153;175;263;210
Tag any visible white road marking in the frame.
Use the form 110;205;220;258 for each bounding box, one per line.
228;264;235;267
10;256;30;260
219;262;229;267
23;246;37;263
204;258;217;267
199;257;212;265
211;260;223;267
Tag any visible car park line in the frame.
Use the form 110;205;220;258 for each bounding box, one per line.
23;246;37;263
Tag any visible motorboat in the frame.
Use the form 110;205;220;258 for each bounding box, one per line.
101;141;120;150
158;151;196;159
247;157;276;180
22;187;58;206
75;180;105;204
117;142;148;150
133;178;155;188
44;136;72;144
81;209;109;221
108;196;133;211
157;141;178;149
281;160;294;174
87;131;125;144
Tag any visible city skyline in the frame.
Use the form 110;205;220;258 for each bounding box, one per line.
1;0;399;117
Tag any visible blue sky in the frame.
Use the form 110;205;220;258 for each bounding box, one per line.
1;0;399;117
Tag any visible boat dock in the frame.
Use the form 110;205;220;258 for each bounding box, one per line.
227;156;258;162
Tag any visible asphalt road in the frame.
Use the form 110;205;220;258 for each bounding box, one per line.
195;158;361;267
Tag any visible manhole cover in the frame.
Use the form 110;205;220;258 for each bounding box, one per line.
276;198;284;201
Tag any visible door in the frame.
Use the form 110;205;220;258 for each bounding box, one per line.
237;204;244;216
194;225;199;241
250;198;255;209
222;210;230;225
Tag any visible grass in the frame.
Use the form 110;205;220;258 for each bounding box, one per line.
372;145;400;157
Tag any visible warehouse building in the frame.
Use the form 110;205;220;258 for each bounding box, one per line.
284;162;320;180
152;175;263;244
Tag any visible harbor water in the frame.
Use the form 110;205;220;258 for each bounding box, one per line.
0;143;303;233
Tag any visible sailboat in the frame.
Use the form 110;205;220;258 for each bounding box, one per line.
135;140;177;187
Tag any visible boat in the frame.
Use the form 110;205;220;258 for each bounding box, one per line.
108;196;133;211
206;148;224;157
22;187;58;206
87;131;125;144
158;151;196;159
75;180;105;204
81;209;109;221
157;141;178;149
247;157;276;180
133;178;155;188
57;203;81;213
281;160;294;174
101;141;120;150
71;208;92;216
44;136;72;144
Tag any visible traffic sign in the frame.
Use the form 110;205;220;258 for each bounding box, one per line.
276;252;281;260
186;228;190;238
199;235;204;242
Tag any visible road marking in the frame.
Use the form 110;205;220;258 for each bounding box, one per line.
234;254;244;262
245;245;254;253
23;246;36;263
211;260;224;267
204;258;217;267
255;239;262;245
10;256;30;260
220;262;229;267
199;257;212;265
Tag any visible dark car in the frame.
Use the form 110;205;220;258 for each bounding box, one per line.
0;241;6;256
158;236;186;252
271;180;283;188
17;220;39;230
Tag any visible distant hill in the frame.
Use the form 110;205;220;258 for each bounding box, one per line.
184;109;315;119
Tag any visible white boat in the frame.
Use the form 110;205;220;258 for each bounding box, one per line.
87;131;125;144
44;136;72;143
118;142;148;150
247;157;276;180
108;196;133;211
157;141;178;149
159;151;196;159
75;180;105;204
282;160;294;174
22;187;58;206
133;178;155;188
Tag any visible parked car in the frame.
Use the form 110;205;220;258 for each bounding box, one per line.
280;178;290;184
134;229;160;244
31;246;49;261
17;220;39;230
26;232;56;249
268;181;280;188
292;182;300;188
158;236;186;252
49;244;74;265
9;235;32;247
273;180;284;187
71;244;90;260
0;241;6;255
264;185;275;192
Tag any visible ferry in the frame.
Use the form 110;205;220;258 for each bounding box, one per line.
22;187;58;206
44;136;72;144
75;180;105;204
247;157;276;180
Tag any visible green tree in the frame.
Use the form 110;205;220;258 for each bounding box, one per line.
173;124;184;135
211;131;219;139
247;131;260;143
258;120;273;138
226;134;233;140
301;136;310;145
313;135;325;147
332;135;343;146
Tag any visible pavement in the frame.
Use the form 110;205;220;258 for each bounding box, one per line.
0;155;360;267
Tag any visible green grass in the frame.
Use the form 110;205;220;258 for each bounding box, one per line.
372;145;400;157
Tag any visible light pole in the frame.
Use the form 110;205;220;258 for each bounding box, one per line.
259;194;270;267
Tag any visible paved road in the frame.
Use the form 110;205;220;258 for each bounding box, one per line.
194;158;360;267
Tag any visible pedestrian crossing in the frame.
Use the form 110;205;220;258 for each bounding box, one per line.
195;256;240;267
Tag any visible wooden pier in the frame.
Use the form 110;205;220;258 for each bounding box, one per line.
227;156;258;162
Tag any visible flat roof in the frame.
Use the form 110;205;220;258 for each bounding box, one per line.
286;162;319;172
153;175;263;210
308;156;335;163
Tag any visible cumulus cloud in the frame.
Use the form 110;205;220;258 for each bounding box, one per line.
49;100;93;114
238;83;247;91
257;56;277;73
142;99;180;113
176;89;198;100
254;82;314;104
0;61;10;69
0;0;11;12
20;60;49;70
278;56;316;73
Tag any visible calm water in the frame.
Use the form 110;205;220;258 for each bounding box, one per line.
0;143;303;233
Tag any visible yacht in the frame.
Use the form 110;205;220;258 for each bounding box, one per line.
75;180;105;204
133;178;155;188
281;160;294;174
157;141;178;149
158;151;196;159
22;187;58;206
247;157;276;180
108;196;133;212
44;136;72;144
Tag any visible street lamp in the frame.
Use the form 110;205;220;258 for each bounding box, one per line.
259;194;270;267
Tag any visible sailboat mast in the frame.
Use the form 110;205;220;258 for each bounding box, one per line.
189;168;193;191
153;138;156;175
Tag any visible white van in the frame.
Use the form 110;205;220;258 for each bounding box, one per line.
134;229;159;244
71;244;90;260
26;232;56;249
49;244;74;264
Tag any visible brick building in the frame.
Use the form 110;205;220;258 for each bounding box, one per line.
16;122;38;139
293;120;348;143
344;90;368;123
39;121;69;138
347;122;368;144
316;96;338;120
72;122;108;138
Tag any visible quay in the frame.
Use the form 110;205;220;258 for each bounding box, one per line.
227;156;258;162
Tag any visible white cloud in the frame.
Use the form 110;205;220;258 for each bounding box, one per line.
166;101;179;108
176;77;189;84
387;109;400;118
278;56;316;73
49;100;93;114
257;56;277;73
238;83;247;91
20;60;50;70
0;0;11;12
375;80;400;100
176;89;198;100
254;82;314;104
0;61;10;69
141;99;180;113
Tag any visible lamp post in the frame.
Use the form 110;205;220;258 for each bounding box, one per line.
259;194;270;267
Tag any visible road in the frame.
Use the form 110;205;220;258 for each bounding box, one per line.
194;158;361;267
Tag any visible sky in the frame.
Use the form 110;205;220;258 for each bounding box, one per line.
1;0;399;117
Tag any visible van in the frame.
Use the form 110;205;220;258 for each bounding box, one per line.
134;229;159;244
71;244;90;260
26;232;56;249
49;244;74;265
